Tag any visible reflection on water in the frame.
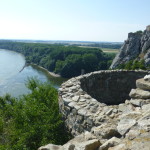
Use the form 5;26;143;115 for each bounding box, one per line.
0;49;67;97
0;49;25;83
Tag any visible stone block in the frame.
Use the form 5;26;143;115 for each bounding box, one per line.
136;78;150;90
129;89;150;99
117;118;136;135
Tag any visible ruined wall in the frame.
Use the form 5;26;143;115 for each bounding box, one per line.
80;71;147;105
59;70;148;136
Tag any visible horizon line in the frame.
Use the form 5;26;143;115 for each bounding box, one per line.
0;38;123;43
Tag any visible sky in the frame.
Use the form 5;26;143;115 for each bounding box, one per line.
0;0;150;42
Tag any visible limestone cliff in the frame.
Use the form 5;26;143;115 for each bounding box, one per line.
110;25;150;69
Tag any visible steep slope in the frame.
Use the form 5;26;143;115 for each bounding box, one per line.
110;25;150;69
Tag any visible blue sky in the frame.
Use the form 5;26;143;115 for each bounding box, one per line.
0;0;149;42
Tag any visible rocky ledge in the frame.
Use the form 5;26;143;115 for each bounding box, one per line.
38;70;150;150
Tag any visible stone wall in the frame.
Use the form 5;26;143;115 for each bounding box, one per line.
59;70;148;136
80;71;147;105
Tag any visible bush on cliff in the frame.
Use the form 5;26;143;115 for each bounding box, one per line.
117;59;146;70
0;78;71;150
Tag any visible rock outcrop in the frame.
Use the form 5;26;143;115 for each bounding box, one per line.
38;70;150;150
110;25;150;69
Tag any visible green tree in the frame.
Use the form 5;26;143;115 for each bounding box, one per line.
0;79;71;150
138;59;146;70
61;54;83;77
82;53;98;72
54;60;65;73
125;60;133;70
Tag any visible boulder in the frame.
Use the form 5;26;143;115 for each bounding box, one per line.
109;133;150;150
99;137;121;150
63;143;75;150
144;74;150;81
129;88;150;99
108;144;126;150
91;124;120;139
74;139;101;150
61;132;100;150
136;78;150;90
123;133;150;150
117;118;136;135
38;144;63;150
129;99;142;107
142;103;150;110
125;129;141;140
118;103;134;113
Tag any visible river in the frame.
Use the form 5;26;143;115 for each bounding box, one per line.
0;49;67;97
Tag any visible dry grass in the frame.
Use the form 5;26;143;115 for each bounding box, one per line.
101;48;119;53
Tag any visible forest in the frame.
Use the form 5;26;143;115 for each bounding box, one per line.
0;41;116;78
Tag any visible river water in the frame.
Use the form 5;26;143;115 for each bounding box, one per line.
0;49;66;97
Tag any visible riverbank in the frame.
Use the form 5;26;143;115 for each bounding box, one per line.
30;63;61;78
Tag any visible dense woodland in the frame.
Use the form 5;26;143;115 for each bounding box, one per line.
0;79;72;150
0;41;116;78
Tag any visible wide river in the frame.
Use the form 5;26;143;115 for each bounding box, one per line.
0;49;67;97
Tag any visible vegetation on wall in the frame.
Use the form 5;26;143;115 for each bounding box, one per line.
0;79;72;150
0;41;116;78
